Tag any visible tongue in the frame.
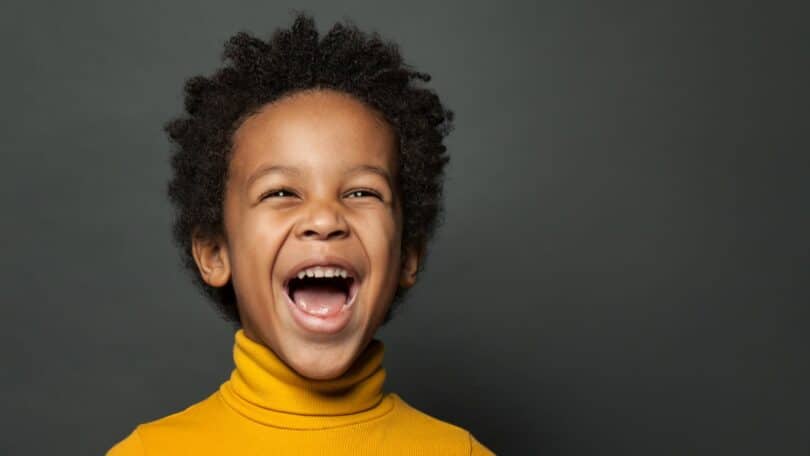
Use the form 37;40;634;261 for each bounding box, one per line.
291;282;348;317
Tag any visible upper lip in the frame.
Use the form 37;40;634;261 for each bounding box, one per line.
282;255;360;288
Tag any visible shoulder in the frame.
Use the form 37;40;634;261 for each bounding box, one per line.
106;391;225;456
106;427;145;456
387;393;467;434
387;394;496;455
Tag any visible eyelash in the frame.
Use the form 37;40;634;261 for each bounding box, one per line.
261;188;382;200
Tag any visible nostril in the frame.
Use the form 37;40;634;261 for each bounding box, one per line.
328;230;348;241
301;228;348;240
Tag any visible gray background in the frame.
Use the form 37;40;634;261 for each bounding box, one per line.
1;1;807;454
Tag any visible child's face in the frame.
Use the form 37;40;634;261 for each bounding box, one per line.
192;89;419;380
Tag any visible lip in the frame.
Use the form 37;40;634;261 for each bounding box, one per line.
280;254;362;335
282;255;361;289
283;278;359;335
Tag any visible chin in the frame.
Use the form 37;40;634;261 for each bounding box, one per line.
286;343;358;380
300;364;349;381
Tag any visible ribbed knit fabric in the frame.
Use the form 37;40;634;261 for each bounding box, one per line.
107;329;495;455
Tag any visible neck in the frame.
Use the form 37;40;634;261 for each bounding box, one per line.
222;329;387;417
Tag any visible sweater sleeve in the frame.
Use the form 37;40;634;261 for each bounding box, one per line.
469;432;496;455
106;427;146;456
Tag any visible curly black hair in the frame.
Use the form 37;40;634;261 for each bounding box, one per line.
165;12;453;327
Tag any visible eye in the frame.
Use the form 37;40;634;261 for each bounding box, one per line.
261;188;297;200
346;189;381;199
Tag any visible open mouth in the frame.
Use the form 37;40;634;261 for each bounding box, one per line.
283;266;359;318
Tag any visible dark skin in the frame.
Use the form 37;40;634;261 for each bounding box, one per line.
192;89;421;380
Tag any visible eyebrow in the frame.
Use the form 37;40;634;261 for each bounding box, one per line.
246;165;301;187
246;164;393;188
345;164;393;187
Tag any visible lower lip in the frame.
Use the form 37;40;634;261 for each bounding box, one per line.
283;281;358;335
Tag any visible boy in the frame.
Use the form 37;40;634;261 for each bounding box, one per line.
108;13;494;455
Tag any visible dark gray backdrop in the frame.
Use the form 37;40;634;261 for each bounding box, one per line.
1;1;807;454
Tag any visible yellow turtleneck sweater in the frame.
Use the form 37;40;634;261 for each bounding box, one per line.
107;329;495;455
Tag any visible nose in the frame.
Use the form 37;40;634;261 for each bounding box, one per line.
294;198;350;242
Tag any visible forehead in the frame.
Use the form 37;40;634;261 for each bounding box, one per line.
229;89;398;179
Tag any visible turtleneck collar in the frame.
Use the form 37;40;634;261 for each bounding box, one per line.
218;329;395;428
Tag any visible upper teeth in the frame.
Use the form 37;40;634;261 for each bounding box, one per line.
296;266;349;279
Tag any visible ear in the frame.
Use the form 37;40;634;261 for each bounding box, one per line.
191;229;231;288
399;243;424;288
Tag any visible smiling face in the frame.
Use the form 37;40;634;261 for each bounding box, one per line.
191;89;420;380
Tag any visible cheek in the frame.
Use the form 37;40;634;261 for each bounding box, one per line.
229;210;292;280
353;208;401;269
247;211;291;253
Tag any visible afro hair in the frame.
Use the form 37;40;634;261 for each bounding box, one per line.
165;12;454;326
